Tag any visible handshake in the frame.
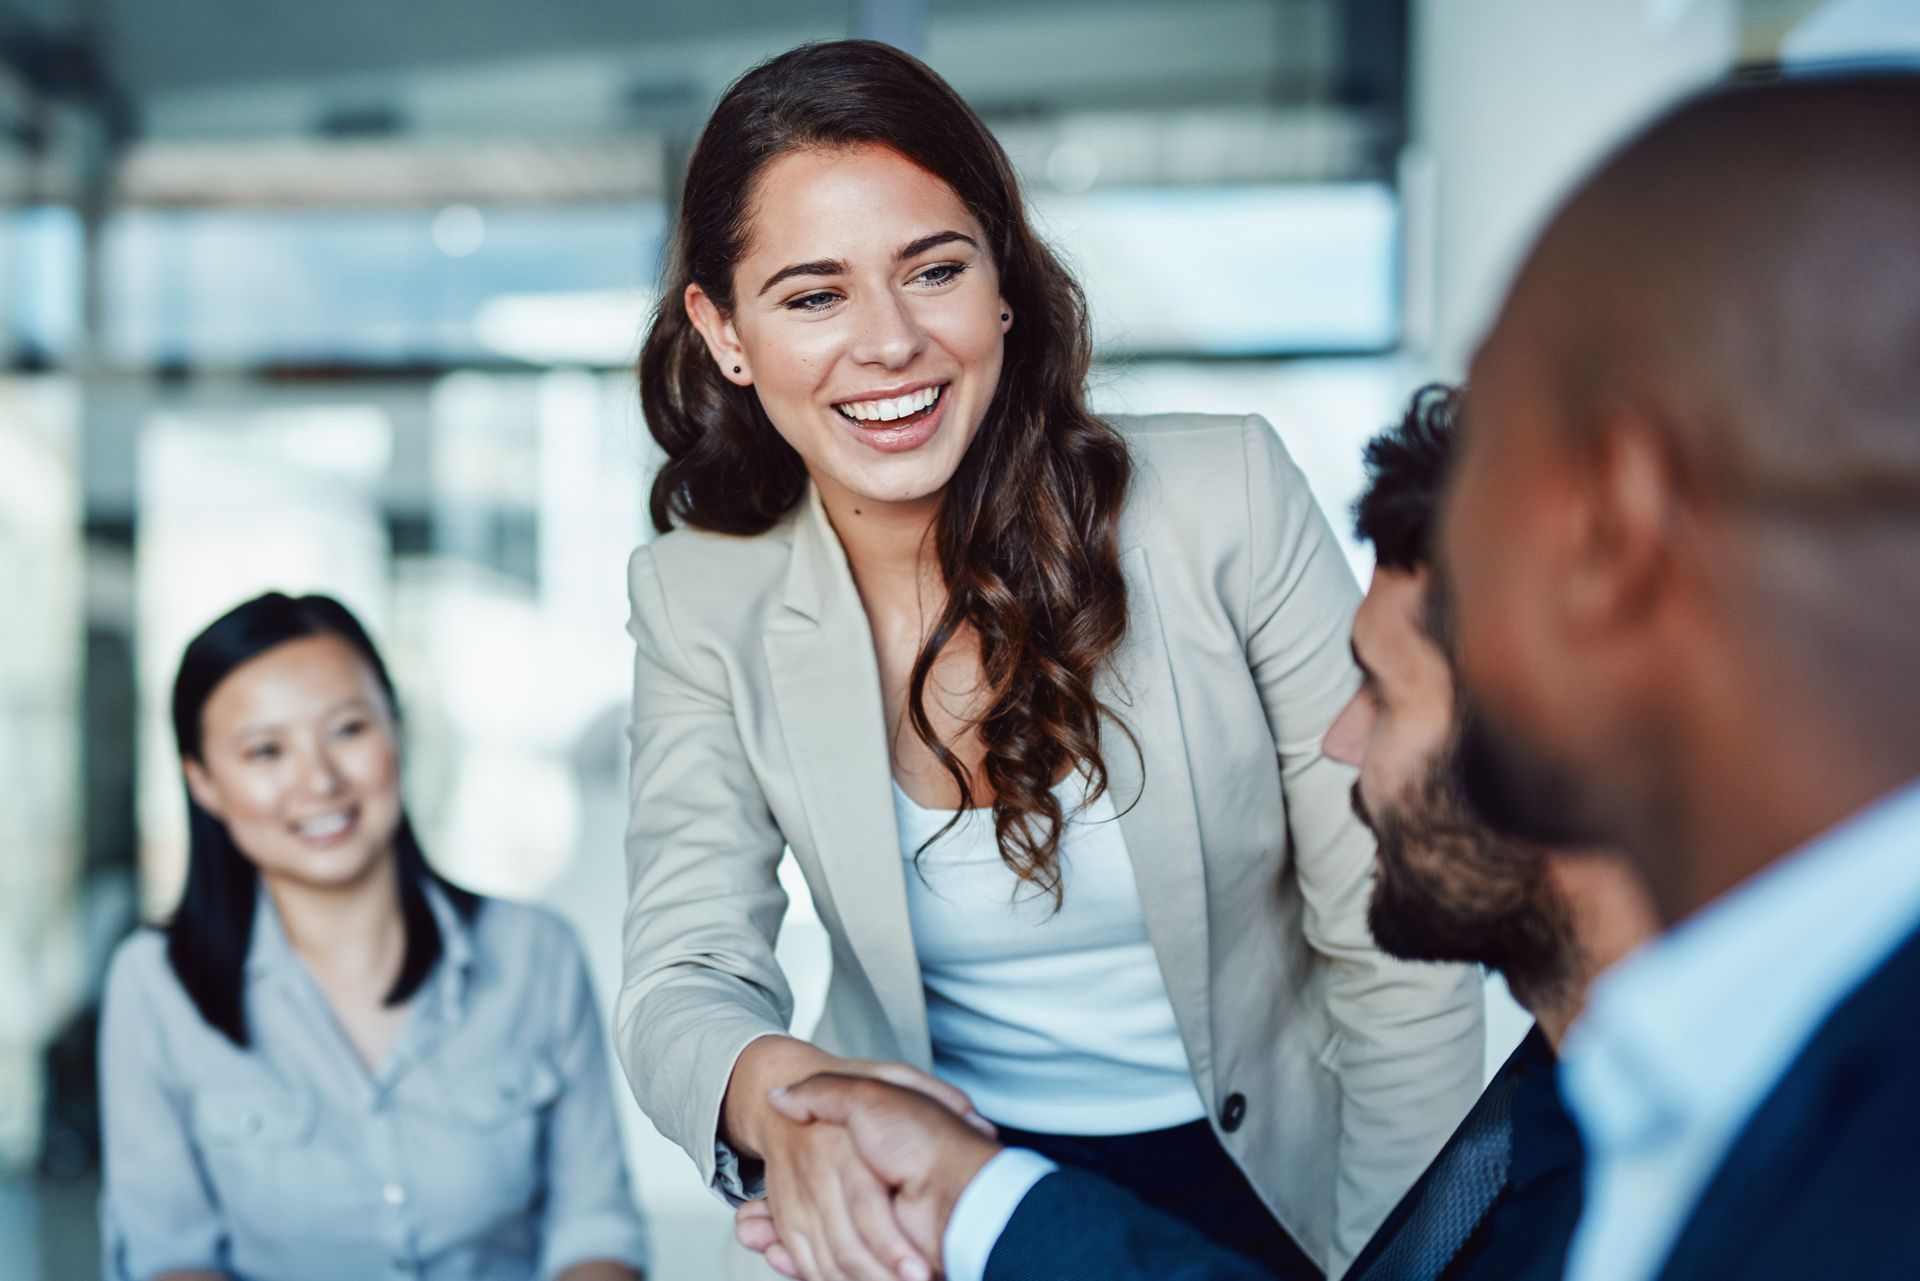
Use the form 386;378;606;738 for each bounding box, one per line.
733;1068;1007;1281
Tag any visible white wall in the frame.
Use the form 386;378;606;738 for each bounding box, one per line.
1412;0;1738;377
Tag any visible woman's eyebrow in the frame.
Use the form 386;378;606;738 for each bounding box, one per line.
755;231;978;298
898;229;977;259
757;258;848;297
230;696;373;739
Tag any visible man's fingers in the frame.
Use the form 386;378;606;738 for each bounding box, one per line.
769;1074;864;1126
773;1065;996;1149
865;1061;979;1120
847;1175;934;1281
894;1198;951;1270
818;1189;908;1281
785;1225;824;1281
766;1243;802;1279
864;1061;997;1139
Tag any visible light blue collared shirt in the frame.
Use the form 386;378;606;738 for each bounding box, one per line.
98;883;650;1281
1559;777;1920;1281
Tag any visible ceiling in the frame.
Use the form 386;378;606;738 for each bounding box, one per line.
6;0;1382;140
97;0;857;94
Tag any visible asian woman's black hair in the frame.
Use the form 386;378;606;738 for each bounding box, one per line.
165;591;478;1047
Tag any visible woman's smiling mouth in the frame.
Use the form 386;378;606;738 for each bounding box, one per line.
830;382;950;453
291;806;361;847
832;382;946;425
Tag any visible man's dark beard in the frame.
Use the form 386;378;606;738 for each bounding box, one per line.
1425;562;1601;850
1455;698;1604;848
1360;738;1574;1012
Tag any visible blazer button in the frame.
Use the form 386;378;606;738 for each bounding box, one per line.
1220;1092;1247;1133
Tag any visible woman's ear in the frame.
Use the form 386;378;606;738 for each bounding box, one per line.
183;758;225;821
998;297;1013;331
685;283;753;386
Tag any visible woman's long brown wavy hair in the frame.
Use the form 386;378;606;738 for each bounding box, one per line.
638;40;1134;900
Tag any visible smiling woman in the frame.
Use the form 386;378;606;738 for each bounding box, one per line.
621;38;1484;1281
96;593;650;1281
683;145;1013;502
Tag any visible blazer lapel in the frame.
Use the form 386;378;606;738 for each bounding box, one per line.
763;489;931;1067
1101;546;1217;1095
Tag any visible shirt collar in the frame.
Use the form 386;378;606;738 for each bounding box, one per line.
1561;776;1920;1155
243;875;477;1023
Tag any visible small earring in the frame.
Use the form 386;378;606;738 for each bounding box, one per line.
1001;313;1010;322
732;365;742;374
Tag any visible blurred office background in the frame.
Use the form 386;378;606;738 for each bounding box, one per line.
0;0;1912;1277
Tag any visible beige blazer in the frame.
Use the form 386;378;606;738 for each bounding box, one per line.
615;413;1484;1275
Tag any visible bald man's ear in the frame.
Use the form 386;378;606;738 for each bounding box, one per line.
1564;407;1685;634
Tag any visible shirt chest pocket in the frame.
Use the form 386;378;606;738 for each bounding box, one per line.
441;1058;563;1126
189;1086;332;1225
410;1058;565;1236
192;1084;318;1149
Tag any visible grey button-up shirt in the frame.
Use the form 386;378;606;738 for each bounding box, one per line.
98;883;649;1281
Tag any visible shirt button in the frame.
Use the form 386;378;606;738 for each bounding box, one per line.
1219;1092;1248;1133
382;1183;407;1207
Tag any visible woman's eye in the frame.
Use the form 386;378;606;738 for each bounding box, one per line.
786;291;840;313
914;262;968;287
335;719;367;739
245;744;281;762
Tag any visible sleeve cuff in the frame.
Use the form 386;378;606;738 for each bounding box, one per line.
713;1137;767;1205
708;1029;787;1204
941;1148;1058;1281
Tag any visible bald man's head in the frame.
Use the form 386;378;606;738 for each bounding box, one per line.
1438;72;1920;922
1519;72;1920;517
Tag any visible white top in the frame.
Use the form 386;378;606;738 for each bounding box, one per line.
894;771;1208;1135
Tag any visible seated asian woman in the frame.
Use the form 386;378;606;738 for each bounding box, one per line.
97;591;649;1281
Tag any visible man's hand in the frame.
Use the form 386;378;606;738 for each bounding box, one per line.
743;1073;1004;1277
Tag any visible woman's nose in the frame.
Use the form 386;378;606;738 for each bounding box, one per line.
302;747;349;797
847;289;926;368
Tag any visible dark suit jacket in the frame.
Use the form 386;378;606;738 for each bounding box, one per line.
1653;921;1920;1281
1345;1025;1581;1281
985;1166;1268;1281
985;1027;1582;1281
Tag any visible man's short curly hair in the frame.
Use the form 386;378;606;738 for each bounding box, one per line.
1353;383;1463;572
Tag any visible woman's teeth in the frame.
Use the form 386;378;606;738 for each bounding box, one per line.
835;384;943;423
295;810;354;839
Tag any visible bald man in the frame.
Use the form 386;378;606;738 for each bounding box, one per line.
1440;71;1920;1281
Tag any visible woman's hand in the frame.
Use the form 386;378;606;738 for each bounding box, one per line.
722;1037;993;1281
